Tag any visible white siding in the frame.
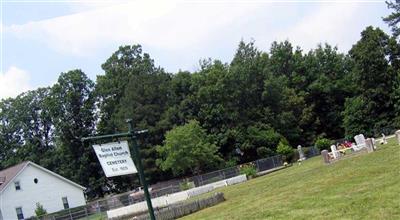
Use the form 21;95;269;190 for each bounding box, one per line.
0;164;86;220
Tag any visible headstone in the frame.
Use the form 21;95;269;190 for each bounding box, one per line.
380;133;387;145
371;138;376;150
396;130;400;145
354;134;366;148
330;145;340;159
297;145;306;161
365;138;375;153
321;150;330;164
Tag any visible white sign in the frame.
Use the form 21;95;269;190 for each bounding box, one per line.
93;140;137;177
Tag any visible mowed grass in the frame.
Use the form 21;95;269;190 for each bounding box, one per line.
182;138;400;220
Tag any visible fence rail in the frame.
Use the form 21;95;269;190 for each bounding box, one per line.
37;152;318;220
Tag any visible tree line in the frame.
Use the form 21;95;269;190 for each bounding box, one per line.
1;3;399;198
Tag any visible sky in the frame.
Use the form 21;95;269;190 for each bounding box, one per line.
0;0;392;99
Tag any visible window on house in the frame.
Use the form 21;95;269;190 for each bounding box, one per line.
62;197;69;209
15;207;24;220
14;181;21;191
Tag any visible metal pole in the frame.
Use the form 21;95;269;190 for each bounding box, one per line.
272;156;275;168
127;119;156;220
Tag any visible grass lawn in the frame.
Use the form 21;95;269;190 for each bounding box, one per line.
182;138;400;220
77;212;107;220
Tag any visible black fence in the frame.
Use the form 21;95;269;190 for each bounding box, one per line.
38;154;290;220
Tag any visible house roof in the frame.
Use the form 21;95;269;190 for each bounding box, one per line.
0;161;86;193
0;161;28;192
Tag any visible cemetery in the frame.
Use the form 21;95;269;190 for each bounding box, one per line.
320;133;379;164
98;131;399;220
180;134;400;219
2;1;400;220
31;131;399;220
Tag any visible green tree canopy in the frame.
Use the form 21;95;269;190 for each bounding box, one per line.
156;120;222;176
383;0;400;38
345;26;396;136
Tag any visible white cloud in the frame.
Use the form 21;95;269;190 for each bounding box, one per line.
0;66;32;99
274;3;369;52
67;0;132;12
4;0;386;64
5;0;261;56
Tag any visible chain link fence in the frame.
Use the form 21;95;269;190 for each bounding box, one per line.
36;154;303;220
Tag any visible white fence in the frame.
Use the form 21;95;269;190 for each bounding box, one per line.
107;175;247;219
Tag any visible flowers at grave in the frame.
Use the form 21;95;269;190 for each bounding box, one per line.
343;141;353;148
239;163;257;178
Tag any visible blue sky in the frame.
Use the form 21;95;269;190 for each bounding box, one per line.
1;0;391;99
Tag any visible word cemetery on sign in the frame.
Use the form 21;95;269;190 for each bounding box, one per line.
93;140;137;177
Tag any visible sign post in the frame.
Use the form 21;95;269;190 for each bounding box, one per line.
82;119;156;220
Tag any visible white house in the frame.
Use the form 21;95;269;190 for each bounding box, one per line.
0;161;86;220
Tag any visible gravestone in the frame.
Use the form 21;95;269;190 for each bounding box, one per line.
354;134;365;151
396;130;400;145
371;138;376;150
380;133;387;145
297;145;306;161
365;138;375;153
354;134;366;148
321;150;330;164
330;145;340;159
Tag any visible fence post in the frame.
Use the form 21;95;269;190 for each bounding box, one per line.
96;201;100;212
84;207;88;220
219;170;225;180
272;156;276;168
255;160;260;172
68;209;73;220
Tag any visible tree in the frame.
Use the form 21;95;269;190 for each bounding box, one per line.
156;120;222;176
302;44;353;140
96;45;158;134
35;202;47;217
383;0;400;38
113;70;172;184
95;45;172;186
343;97;371;138
0;97;24;169
276;140;293;162
345;26;396;136
0;88;55;169
49;70;104;197
262;74;306;145
314;137;333;151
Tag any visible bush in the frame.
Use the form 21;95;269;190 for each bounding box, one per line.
224;157;239;168
240;163;257;178
35;202;47;217
315;138;332;151
256;147;275;158
276;141;294;162
156;120;223;176
180;180;195;191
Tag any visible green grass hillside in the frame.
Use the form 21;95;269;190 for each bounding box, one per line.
182;138;400;220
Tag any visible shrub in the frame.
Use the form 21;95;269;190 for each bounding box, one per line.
224;157;239;168
157;120;223;176
276;141;294;162
180;180;195;191
35;202;47;217
240;163;257;178
256;147;275;158
315;138;332;151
